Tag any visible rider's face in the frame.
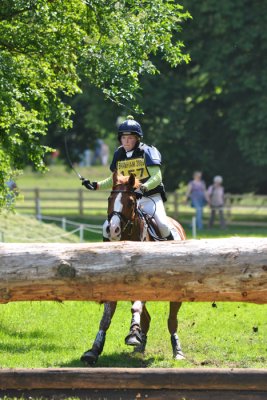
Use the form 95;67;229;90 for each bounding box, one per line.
121;134;138;152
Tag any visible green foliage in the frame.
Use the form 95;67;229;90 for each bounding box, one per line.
51;0;267;194
138;0;267;192
0;0;190;209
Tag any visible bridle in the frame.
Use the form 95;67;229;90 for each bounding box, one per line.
108;188;138;236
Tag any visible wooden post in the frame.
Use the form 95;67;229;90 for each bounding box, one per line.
78;189;83;215
174;191;179;220
34;188;41;218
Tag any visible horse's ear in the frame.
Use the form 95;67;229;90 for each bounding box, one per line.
129;173;136;188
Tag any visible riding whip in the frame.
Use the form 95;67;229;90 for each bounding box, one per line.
64;132;84;181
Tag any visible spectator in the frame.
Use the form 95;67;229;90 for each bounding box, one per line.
185;171;207;230
6;179;19;206
207;175;226;229
100;141;109;166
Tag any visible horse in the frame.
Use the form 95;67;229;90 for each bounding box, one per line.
80;171;186;365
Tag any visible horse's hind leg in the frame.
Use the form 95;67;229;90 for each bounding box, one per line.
80;301;117;365
168;302;185;360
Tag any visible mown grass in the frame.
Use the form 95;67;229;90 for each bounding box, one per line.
0;301;266;369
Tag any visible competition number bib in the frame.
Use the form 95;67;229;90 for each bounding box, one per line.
117;158;149;180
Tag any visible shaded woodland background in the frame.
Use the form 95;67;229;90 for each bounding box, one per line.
46;1;267;193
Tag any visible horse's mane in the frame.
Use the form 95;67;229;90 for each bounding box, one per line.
113;173;140;189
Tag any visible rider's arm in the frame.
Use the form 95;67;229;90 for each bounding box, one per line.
97;175;113;190
141;165;162;191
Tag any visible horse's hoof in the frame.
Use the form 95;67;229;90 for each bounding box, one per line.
173;351;186;360
80;349;99;365
133;333;147;354
125;330;142;346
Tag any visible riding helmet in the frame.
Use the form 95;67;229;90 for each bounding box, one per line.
118;115;143;141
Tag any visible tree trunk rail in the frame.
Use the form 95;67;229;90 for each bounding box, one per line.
0;238;267;304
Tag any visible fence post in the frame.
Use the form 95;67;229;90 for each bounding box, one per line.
79;224;84;242
174;192;179;220
62;217;66;230
79;189;83;216
35;188;41;219
225;193;232;222
192;216;197;239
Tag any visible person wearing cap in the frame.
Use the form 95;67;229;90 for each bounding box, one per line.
207;175;226;229
82;115;178;240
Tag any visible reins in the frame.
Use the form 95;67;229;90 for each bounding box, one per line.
108;182;160;241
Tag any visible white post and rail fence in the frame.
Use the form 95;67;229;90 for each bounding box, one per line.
14;188;267;226
0;238;267;398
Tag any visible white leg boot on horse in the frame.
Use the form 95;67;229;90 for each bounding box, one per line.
80;302;117;365
125;301;145;346
168;302;185;360
132;304;150;354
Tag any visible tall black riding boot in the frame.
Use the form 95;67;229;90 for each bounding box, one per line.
165;232;174;240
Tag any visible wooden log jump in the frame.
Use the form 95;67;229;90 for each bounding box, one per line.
0;237;267;304
0;368;267;399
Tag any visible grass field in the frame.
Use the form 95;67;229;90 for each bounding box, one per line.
0;165;266;370
0;301;266;369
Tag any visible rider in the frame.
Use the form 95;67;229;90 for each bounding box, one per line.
82;115;178;240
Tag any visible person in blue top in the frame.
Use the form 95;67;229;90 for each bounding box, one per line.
185;171;208;230
82;115;179;240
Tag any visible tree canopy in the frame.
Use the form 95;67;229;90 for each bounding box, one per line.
59;0;267;193
0;0;190;207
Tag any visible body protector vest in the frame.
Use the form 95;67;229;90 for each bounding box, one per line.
110;143;167;201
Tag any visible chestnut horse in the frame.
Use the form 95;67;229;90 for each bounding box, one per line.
81;172;186;365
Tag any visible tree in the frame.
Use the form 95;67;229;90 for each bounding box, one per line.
0;0;190;208
137;0;267;193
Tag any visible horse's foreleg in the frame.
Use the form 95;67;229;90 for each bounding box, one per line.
80;301;117;365
125;300;145;346
168;302;185;360
131;303;151;354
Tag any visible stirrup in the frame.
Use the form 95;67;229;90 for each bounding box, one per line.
125;326;142;346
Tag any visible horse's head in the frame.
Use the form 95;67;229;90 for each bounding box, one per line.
105;172;139;241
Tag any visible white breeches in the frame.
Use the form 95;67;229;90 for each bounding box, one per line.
138;193;170;238
102;193;174;240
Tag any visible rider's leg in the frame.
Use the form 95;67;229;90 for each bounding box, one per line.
168;302;185;360
81;301;117;364
140;194;180;240
125;301;145;346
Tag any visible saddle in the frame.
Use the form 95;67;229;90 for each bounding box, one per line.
137;209;167;241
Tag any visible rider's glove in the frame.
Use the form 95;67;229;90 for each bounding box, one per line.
82;179;97;190
134;184;147;199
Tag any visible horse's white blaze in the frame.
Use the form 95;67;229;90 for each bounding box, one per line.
109;192;123;240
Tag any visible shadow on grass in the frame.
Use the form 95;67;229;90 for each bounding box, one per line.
0;342;60;354
61;351;160;368
0;322;55;340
